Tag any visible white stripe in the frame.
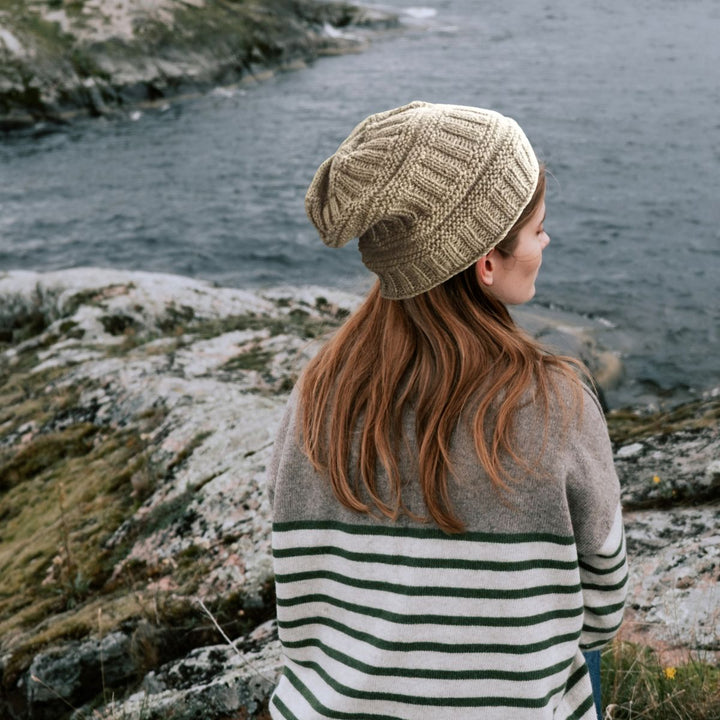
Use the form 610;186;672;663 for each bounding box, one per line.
597;504;624;555
274;555;579;592
278;598;583;647
280;622;580;673
273;528;577;563
552;652;597;720
277;576;583;620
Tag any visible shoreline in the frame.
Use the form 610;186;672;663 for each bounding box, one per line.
0;0;399;131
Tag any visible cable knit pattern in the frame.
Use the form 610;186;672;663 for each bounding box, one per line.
305;102;539;299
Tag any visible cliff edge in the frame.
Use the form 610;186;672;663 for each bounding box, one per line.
0;0;397;130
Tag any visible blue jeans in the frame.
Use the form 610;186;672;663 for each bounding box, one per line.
583;650;602;720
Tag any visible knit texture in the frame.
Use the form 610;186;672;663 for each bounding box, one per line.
266;384;628;719
305;101;539;299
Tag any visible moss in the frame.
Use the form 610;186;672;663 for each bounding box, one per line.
0;593;144;686
99;313;139;336
183;307;340;343
133;1;255;58
0;306;50;345
69;47;111;81
275;375;296;394
0;367;78;441
607;397;720;443
0;380;169;682
176;544;203;562
314;295;350;320
58;319;77;334
2;0;387;126
132;489;196;541
64;0;85;19
62;284;135;317
15;12;67;49
208;580;277;641
0;422;97;489
224;347;274;373
156;303;196;335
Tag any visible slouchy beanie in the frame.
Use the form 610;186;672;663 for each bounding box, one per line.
305;101;540;299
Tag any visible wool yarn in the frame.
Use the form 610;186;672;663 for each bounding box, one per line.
305;101;539;299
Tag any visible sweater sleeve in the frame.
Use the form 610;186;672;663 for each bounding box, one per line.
565;386;629;650
578;504;628;649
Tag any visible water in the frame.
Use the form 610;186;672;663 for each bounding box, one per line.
1;0;719;408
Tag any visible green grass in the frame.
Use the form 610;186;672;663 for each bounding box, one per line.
602;641;720;719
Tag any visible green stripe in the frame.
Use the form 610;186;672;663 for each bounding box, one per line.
283;667;406;720
285;635;574;681
274;544;578;572
271;694;300;720
563;662;594;720
564;661;589;694
605;533;625;559
582;618;624;636
581;574;628;593
584;600;626;616
566;694;595;720
275;569;581;599
278;592;583;627
581;637;610;651
286;662;567;708
280;614;581;654
274;519;575;544
578;555;626;575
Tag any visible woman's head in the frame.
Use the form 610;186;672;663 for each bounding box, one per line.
475;167;549;305
299;107;586;533
305;101;540;299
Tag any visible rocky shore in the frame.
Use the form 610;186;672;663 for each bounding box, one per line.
0;0;398;130
0;268;718;719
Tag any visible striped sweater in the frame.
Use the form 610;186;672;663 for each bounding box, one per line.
266;383;628;719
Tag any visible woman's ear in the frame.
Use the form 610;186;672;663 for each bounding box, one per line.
475;253;495;287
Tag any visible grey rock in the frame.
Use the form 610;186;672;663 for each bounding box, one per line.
615;426;719;507
86;635;281;720
25;632;133;718
623;505;720;652
705;459;720;483
616;442;644;459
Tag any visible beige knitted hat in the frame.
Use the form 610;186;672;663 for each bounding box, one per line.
305;101;540;299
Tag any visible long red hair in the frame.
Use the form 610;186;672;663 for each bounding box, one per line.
298;169;587;533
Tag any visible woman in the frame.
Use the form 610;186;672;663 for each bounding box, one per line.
266;102;627;719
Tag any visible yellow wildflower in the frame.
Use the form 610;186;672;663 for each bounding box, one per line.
652;475;661;484
664;666;677;680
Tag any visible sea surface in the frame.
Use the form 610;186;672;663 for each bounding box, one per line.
1;0;719;408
